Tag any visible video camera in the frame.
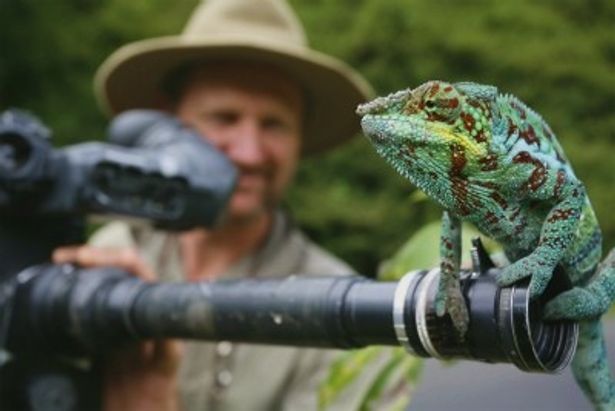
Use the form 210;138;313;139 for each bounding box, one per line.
0;109;579;411
0;108;237;409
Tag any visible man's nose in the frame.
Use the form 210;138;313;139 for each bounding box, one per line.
226;121;266;166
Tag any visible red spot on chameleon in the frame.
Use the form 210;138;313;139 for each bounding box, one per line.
513;151;547;191
490;192;508;209
474;129;487;143
450;144;467;176
547;208;576;223
479;153;498;171
485;211;499;225
428;83;440;97
451;178;472;216
528;164;547;191
513;151;533;164
461;112;475;132
519;124;538;145
440;98;459;109
553;170;567;199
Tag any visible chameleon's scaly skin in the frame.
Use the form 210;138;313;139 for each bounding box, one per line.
357;81;615;410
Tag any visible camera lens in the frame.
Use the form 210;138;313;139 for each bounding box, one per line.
398;266;578;373
500;266;578;372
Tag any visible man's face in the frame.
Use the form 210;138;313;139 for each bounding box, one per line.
174;64;303;224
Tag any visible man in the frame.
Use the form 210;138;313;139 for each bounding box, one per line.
53;0;388;410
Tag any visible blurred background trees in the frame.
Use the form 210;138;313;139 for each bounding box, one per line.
1;0;613;276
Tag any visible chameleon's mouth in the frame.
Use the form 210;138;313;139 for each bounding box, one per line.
359;115;388;143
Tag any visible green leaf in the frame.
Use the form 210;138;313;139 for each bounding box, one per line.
319;346;383;410
358;348;423;411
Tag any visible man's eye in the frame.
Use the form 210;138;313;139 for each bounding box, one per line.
262;118;289;132
201;111;238;126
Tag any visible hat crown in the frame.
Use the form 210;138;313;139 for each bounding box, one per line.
183;0;307;47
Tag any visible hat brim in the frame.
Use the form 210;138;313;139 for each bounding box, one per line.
95;36;374;155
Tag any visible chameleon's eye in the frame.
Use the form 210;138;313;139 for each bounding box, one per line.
423;89;462;123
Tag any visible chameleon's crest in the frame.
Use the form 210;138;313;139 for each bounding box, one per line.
453;82;498;102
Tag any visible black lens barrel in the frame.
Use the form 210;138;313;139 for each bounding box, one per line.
6;263;577;374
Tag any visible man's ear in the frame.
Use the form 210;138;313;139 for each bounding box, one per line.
454;82;498;102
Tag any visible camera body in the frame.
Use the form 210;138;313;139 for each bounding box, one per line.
0;109;237;278
0;109;237;410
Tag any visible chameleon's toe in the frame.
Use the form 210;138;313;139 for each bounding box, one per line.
447;290;470;337
497;255;554;298
544;287;607;320
435;274;451;317
497;258;532;286
435;286;469;336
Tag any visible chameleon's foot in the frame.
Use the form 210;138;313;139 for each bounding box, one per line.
544;287;610;321
435;282;470;337
496;254;554;298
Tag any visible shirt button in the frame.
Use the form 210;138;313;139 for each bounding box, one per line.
216;341;233;357
216;370;233;387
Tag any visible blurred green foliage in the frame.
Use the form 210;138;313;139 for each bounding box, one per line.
1;0;613;275
289;0;615;275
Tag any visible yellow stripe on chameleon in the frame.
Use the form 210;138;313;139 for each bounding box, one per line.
426;123;488;157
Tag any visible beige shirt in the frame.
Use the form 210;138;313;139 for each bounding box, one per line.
90;212;397;411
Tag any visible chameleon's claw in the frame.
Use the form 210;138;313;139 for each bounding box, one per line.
497;254;554;298
544;287;609;321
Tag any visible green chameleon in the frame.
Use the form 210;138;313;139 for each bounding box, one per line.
356;81;615;410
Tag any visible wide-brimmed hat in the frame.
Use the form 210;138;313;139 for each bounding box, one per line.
94;0;373;155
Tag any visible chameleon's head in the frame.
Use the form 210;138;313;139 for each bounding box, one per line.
357;81;500;209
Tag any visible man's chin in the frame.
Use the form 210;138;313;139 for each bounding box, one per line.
222;191;279;224
225;202;269;225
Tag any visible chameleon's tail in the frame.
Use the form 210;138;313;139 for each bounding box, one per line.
571;249;615;410
591;247;615;311
572;320;615;410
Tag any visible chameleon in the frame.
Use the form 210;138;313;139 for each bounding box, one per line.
356;80;615;410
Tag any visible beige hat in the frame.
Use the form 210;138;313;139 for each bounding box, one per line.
94;0;373;154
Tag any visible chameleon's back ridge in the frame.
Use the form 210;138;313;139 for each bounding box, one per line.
358;80;615;410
